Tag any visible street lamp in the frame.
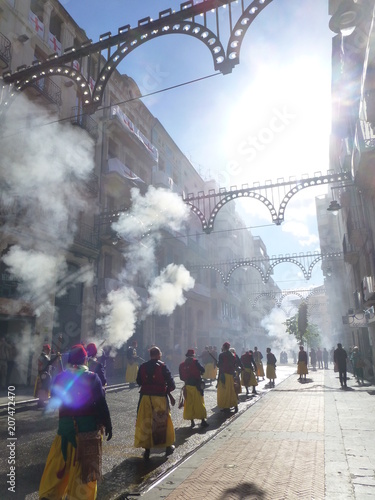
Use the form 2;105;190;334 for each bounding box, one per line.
329;0;365;35
327;200;342;213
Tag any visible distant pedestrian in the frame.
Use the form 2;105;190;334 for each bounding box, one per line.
134;346;176;460
179;349;208;429
297;345;308;381
350;346;365;385
253;347;265;381
217;342;238;413
310;348;317;370
334;343;348;388
266;347;277;386
316;348;323;369
323;348;329;369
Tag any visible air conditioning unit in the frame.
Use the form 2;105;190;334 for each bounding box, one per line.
362;276;375;301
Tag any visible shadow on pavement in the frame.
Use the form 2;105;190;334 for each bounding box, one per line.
219;481;266;499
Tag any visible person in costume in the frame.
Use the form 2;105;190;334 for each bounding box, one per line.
240;349;258;395
125;341;143;388
297;345;308;382
34;344;61;408
38;344;112;500
229;347;243;399
253;346;265;381
200;345;216;384
87;342;107;387
266;347;277;387
217;342;238;413
179;349;209;429
134;346;176;460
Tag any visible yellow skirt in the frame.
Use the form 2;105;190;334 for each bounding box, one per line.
125;363;138;383
217;373;238;409
241;367;258;387
257;361;265;377
203;362;217;380
266;365;277;380
134;395;175;449
183;385;207;420
297;361;308;375
39;436;97;500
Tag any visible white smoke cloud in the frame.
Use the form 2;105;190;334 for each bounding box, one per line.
261;306;299;354
112;186;190;280
96;287;141;350
0;91;95;312
97;187;193;349
145;263;195;316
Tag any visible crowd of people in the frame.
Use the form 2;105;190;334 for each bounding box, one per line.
33;340;280;498
25;336;371;498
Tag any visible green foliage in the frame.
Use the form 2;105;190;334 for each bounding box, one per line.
298;302;308;336
304;323;321;348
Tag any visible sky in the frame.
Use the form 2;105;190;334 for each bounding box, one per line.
61;0;334;291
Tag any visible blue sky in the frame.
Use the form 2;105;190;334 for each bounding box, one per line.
61;0;334;289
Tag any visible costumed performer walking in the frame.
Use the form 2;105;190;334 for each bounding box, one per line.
179;349;209;429
38;344;112;500
134;346;176;460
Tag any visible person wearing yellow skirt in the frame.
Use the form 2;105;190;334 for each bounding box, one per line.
253;347;265;381
266;347;277;387
125;341;145;389
179;349;208;428
217;342;239;413
297;345;308;382
240;350;258;395
39;345;112;500
134;346;176;460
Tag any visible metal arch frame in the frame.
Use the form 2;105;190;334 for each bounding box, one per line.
277;173;350;224
226;0;274;69
185;171;352;233
91;22;226;107
251;286;326;309
264;257;307;282
225;259;266;285
2;0;274;112
189;251;343;285
206;190;278;234
200;264;226;284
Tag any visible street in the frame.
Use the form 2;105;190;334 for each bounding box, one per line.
0;366;295;499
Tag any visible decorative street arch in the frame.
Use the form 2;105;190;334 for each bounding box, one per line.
1;0;273;114
189;252;343;284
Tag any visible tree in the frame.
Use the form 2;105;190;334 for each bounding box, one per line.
298;302;308;338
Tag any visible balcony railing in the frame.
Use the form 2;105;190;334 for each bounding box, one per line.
71;107;99;140
0;273;20;299
342;233;359;265
72;220;99;251
30;77;62;106
0;32;11;69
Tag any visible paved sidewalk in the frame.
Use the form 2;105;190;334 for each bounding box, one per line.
140;368;375;500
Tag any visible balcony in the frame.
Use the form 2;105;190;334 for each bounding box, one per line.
110;105;158;163
70;220;100;258
0;32;11;69
0;273;20;299
71;107;98;140
106;157;145;185
342;233;359;265
346;208;368;248
29;77;62;107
